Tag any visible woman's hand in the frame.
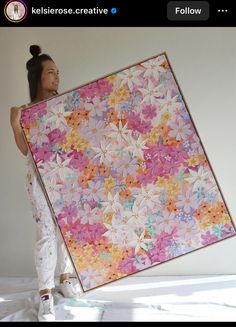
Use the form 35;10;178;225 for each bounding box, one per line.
10;106;21;127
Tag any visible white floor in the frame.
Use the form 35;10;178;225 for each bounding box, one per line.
1;275;236;321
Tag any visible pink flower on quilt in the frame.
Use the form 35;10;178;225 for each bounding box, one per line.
21;102;47;125
142;104;157;120
144;144;188;178
155;231;173;248
136;171;155;186
34;144;53;163
138;120;152;134
33;102;47;116
48;128;66;145
148;247;168;264
127;111;142;130
88;223;107;242
127;111;152;134
72;222;106;245
21;109;37;125
201;231;218;245
98;78;113;95
118;257;138;274
68;150;89;171
58;203;78;225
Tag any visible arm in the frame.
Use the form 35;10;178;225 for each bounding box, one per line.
10;107;28;157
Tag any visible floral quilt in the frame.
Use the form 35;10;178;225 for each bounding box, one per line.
20;53;236;291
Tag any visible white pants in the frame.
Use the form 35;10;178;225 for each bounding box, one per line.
25;169;73;291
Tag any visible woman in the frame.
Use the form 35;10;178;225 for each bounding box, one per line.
12;4;20;20
10;45;82;321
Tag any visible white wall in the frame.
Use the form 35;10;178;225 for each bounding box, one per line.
1;27;236;277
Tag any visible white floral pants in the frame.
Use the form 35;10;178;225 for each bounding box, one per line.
25;169;73;291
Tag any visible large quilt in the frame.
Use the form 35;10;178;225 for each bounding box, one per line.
20;53;236;291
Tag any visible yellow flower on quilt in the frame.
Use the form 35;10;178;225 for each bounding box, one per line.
188;156;199;167
104;176;116;193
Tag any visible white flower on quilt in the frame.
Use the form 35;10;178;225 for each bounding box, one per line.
108;121;131;145
44;178;62;202
139;80;163;104
103;216;126;243
115;156;138;177
176;220;199;242
168;119;192;141
92;140;115;164
47;103;70;129
102;192;123;214
84;96;107;117
176;189;199;214
81;118;106;146
30;126;49;146
41;154;72;180
141;56;166;80
118;67;143;91
186;166;209;192
128;230;153;255
83;180;105;202
135;186;160;210
127;135;148;160
61;179;83;204
78;203;100;225
156;210;176;234
158;90;182;113
123;201;148;229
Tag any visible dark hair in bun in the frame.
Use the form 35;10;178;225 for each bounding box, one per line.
26;44;54;101
29;45;41;57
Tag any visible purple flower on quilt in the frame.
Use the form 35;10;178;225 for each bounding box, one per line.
133;254;151;270
79;266;102;289
115;156;138;177
83;180;105;202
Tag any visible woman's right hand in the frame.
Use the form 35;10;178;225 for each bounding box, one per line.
10;106;21;128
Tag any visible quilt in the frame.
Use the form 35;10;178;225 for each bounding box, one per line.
20;53;236;291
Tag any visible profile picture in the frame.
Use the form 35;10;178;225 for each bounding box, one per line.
4;0;28;23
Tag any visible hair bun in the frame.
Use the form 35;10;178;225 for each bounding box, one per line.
29;45;41;57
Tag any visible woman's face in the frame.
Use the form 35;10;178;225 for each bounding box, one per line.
40;60;59;93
